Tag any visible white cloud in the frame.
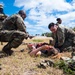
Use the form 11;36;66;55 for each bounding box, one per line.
14;0;73;11
0;2;4;7
56;11;75;27
14;0;75;35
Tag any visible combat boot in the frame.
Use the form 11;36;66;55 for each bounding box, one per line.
2;44;13;56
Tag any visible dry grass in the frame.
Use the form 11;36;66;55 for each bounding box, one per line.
0;39;71;75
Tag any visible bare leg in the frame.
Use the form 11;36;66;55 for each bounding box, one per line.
30;45;59;56
29;45;52;56
29;45;47;56
36;51;42;56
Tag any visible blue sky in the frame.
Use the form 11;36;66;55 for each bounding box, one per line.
0;0;75;35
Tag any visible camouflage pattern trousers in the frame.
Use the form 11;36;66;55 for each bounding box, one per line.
0;30;26;48
59;36;75;52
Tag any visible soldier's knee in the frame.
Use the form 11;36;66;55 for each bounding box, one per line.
13;32;25;40
20;33;25;40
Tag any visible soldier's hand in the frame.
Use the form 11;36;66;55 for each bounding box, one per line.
24;36;28;40
29;36;34;39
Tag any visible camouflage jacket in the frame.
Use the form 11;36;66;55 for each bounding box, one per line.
56;22;60;26
2;14;27;33
52;27;75;47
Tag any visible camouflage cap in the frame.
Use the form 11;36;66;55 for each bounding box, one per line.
0;4;3;8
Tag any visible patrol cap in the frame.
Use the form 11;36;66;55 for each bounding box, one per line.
18;10;26;18
48;22;55;29
0;4;3;8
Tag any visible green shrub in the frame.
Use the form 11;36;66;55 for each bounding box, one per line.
55;60;75;75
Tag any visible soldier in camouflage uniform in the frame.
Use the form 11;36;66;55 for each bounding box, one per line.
48;22;75;52
56;18;62;26
0;10;28;55
0;4;7;30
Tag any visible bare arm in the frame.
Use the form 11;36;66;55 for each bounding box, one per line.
29;45;53;56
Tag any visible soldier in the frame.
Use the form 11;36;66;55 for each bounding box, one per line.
0;4;7;29
56;18;62;26
48;22;75;52
0;10;29;55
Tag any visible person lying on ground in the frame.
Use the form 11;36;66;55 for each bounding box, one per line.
29;22;75;56
28;43;59;56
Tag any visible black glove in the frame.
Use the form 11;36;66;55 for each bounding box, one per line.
28;35;34;39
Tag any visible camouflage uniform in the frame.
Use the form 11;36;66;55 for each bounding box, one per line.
52;27;75;52
0;14;28;55
0;4;7;30
56;22;60;26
